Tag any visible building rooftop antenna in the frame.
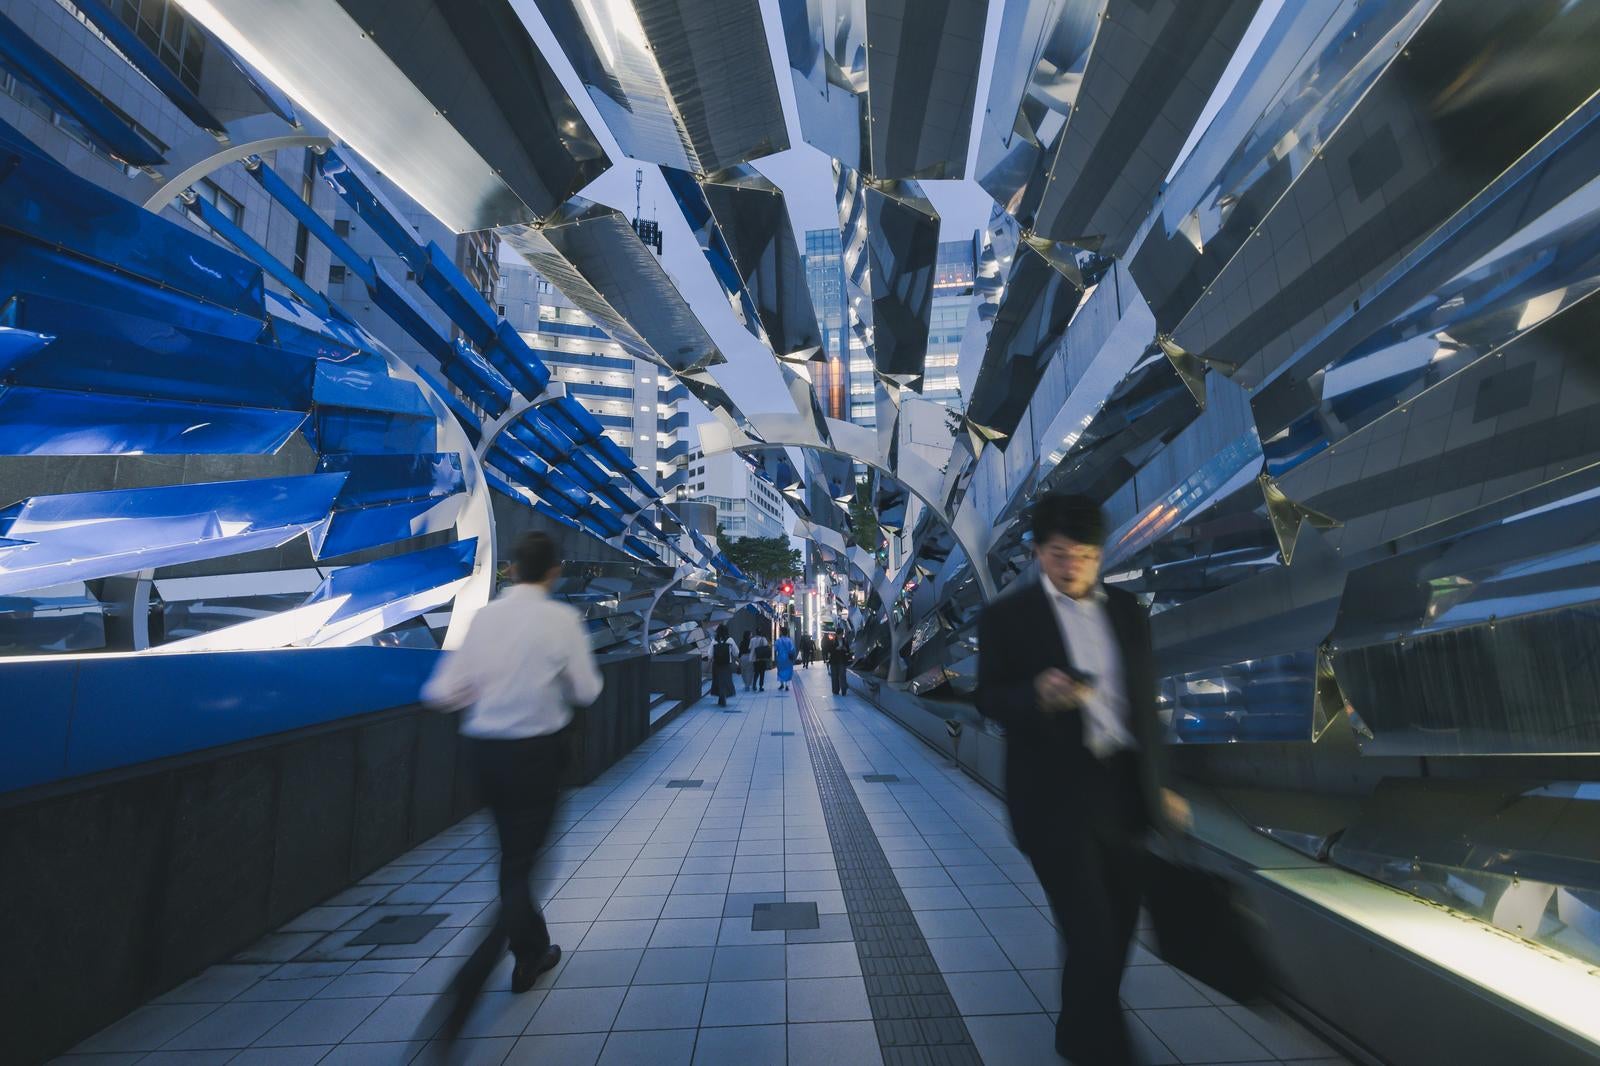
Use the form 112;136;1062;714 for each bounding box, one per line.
631;166;663;255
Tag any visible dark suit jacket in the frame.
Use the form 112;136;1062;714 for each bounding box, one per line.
976;575;1167;857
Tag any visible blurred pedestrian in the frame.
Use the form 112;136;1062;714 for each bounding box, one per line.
710;623;738;707
751;631;771;691
740;630;754;690
422;533;603;1040
774;626;797;691
974;493;1190;1064
827;631;851;696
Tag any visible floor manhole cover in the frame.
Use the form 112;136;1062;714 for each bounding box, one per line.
770;731;794;736
347;913;446;946
665;779;703;789
863;773;900;783
751;901;820;931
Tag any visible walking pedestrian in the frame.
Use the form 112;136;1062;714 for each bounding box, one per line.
774;627;797;691
422;533;603;1040
710;623;738;707
739;631;754;691
827;630;851;696
751;631;771;691
974;493;1190;1064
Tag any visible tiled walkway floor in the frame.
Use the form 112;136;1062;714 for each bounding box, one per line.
59;675;1351;1065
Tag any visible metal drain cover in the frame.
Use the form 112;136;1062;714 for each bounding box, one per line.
770;731;795;736
862;773;900;783
347;913;446;946
751;901;820;931
665;779;703;789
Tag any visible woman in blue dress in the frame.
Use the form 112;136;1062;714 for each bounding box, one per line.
774;626;798;692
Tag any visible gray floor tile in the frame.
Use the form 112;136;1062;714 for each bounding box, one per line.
715;917;786;946
504;1032;606;1066
786;1020;883;1066
1020;968;1061;1012
701;980;786;1027
413;1035;515;1064
914;908;990;940
322;971;413;999
926;935;1014;973
692;1023;785;1065
945;970;1046;1016
649;917;722;948
579;921;657;950
893;866;955;888
1120;966;1213;1010
1136;1007;1275;1063
524;986;626;1035
597;895;667;922
72;1005;220;1054
995;931;1062;970
613;982;707;1030
456;990;548;1038
632;947;715;985
901;886;970;910
252;997;383;1047
784;942;861;979
343;994;448;1043
160;1001;299;1049
661;893;728;919
785;977;871;1023
963;1012;1061;1066
1129;1012;1180;1065
978;906;1055;939
229;1047;329;1064
154;965;279;1005
710;944;787;982
596;1028;696;1066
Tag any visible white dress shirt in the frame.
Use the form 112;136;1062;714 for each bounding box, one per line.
422;583;603;739
1040;571;1135;758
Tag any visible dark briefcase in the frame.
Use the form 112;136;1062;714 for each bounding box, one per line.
1144;849;1275;1004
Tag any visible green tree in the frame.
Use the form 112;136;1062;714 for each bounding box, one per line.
847;483;880;552
721;534;803;585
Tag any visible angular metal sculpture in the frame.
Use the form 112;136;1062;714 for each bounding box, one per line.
532;0;788;173
781;0;989;180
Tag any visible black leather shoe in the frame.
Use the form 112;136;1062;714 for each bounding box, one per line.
512;944;560;993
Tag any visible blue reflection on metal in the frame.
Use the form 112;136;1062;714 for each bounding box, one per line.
314;453;466;558
0;386;306;456
0;11;165;165
0;475;347;596
185;193;331;317
305;538;476;626
0;122;262;315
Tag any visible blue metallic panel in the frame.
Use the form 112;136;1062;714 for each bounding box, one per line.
0;130;264;316
0;386;307;456
308;539;477;625
313;407;436;455
2;292;316;410
0;12;165;165
319;452;465;508
0;659;75;792
59;647;440;782
419;241;499;348
185;196;332;318
312;358;434;419
0;474;346;596
317;148;429;272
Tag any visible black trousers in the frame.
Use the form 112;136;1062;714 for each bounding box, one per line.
445;732;563;1029
829;659;847;694
1029;752;1146;1064
754;664;768;689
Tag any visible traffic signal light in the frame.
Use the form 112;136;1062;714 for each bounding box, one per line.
780;580;794;596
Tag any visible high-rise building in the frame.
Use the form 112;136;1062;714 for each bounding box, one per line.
0;0;336;299
497;251;691;494
926;237;977;410
803;228;976;425
683;430;790;541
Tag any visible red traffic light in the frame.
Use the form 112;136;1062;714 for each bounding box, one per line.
780;581;793;596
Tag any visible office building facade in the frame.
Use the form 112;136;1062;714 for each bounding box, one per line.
683;430;789;541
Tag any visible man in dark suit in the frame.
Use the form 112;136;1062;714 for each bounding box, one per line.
976;493;1190;1064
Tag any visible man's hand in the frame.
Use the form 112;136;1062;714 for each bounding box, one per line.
1034;668;1091;712
1160;788;1193;832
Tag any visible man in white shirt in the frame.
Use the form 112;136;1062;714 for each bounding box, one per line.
423;532;602;1031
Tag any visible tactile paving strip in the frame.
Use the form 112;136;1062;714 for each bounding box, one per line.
793;679;983;1066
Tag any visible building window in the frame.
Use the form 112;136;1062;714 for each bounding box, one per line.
192;178;243;238
114;0;205;94
328;264;347;285
291;149;315;280
333;219;351;238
